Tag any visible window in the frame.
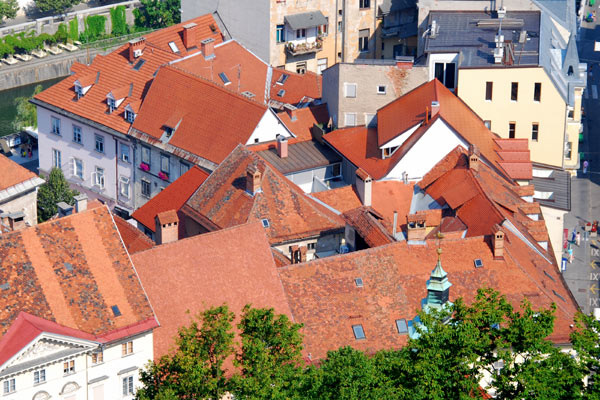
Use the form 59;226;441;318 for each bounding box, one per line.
3;378;15;394
511;82;518;101
63;360;75;375
396;319;408;334
337;21;342;32
318;17;328;36
317;58;328;74
141;179;151;198
485;81;493;101
141;146;151;165
95;134;104;153
94;166;105;188
383;146;398;158
276;24;285;43
276;74;289;85
484;120;491;129
108;98;116;113
75;84;83;99
296;28;306;39
72;158;83;179
534;82;541;102
218;72;231;85
168;41;179;53
52;149;61;169
34;369;46;384
359;0;370;8
358;29;369;52
160;154;170;173
296;61;307;74
122;341;133;356
125;110;135;123
120;143;130;163
565;141;573;159
568;65;574;76
352;324;366;339
344;83;357;98
261;218;270;228
355;278;364;287
509;122;516;138
344;113;356;126
377;85;386;94
51;116;61;135
133;59;146;71
92;351;103;364
307;242;316;250
531;123;539;141
180;161;190;175
434;62;456;90
123;376;134;396
73;125;82;144
120;176;130;198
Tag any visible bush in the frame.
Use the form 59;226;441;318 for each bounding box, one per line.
0;42;14;58
68;17;78;41
81;14;106;43
36;32;56;47
54;23;68;43
110;5;128;36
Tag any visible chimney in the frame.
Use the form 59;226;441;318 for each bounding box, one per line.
0;212;9;228
277;135;288;158
128;37;146;63
183;23;198;49
431;101;440;118
74;193;88;213
406;213;427;241
299;245;307;262
393;211;398;238
246;165;262;195
285;104;297;121
201;37;215;59
57;202;74;218
468;144;480;171
8;212;25;231
155;210;179;245
290;245;300;263
492;225;504;259
355;168;372;207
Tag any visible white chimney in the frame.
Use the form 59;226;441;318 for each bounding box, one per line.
355;168;372;207
74;193;88;213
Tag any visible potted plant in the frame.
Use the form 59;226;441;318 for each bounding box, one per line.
158;171;169;181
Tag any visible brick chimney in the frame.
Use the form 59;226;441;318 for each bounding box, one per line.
468;144;480;171
299;245;307;262
406;213;427;241
74;193;88;213
201;37;215;59
355;168;372;207
128;37;146;63
277;135;288;158
155;210;179;245
431;101;440;118
8;212;25;231
285;104;297;121
246;164;262;195
492;225;504;259
183;23;198;49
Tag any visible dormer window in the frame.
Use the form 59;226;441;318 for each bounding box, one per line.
165;127;174;137
125;110;135;123
74;84;83;99
107;98;116;113
382;146;398;159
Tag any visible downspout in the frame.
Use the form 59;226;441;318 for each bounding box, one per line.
373;0;377;59
335;0;339;62
115;137;119;208
342;0;346;62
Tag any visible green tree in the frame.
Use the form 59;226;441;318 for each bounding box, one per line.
37;168;78;222
12;84;42;131
54;23;68;43
0;0;18;20
572;313;600;399
110;5;129;36
133;0;180;29
34;0;81;14
68;18;78;41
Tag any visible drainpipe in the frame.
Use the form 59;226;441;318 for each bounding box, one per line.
341;0;346;62
335;0;339;63
115;137;119;208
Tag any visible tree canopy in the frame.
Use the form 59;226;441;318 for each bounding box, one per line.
136;289;600;400
12;84;42;132
37;168;78;222
133;0;180;30
34;0;81;14
0;0;18;20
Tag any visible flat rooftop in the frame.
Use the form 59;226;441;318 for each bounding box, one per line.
258;140;341;175
424;11;541;67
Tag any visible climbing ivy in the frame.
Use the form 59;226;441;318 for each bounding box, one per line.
81;14;106;43
68;17;78;41
110;6;128;37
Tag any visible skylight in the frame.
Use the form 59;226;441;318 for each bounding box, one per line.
133;59;146;71
355;278;363;287
352;324;366;340
261;219;270;228
543;270;556;282
474;259;483;268
168;41;180;53
552;290;566;302
64;262;73;272
219;72;231;85
241;91;255;99
277;74;289;85
111;305;122;317
277;89;286;97
395;319;408;334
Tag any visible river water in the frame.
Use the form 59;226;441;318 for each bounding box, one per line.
0;77;65;137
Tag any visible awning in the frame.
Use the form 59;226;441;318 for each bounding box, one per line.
284;11;327;30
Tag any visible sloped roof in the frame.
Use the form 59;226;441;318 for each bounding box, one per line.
0;206;157;350
182;145;344;244
113;215;154;254
341;207;395;247
0;154;44;194
284;10;327;30
270;69;322;105
132;223;292;359
33;15;223;135
132;166;210;232
130;66;268;164
275;104;329;141
278;232;578;360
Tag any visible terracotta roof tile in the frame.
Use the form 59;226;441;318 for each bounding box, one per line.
132;223;292;359
342;207;394;247
0;154;39;191
270;68;322;104
275;104;329;141
132;166;209;233
113;215;154;255
156;210;178;225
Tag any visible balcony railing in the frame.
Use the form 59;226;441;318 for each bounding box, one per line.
286;41;322;56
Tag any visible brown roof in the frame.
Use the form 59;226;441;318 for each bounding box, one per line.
0;206;156;339
182;145;344;244
0;154;39;192
156;210;179;225
113;215;154;254
270;68;322;104
342;207;395;247
132;223;292;358
275;104;330;141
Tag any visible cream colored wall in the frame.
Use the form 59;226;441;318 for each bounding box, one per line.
457;67;567;168
0;189;38;226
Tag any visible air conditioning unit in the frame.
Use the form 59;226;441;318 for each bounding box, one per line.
133;49;143;58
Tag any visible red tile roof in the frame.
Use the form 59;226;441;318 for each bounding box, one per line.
182;145;344;245
278;232;578;360
130;65;269;164
341;207;395;247
0;154;40;192
113;215;154;254
34;15;223;134
275;104;330;141
132;166;209;233
270;68;322;105
131;223;292;359
0;206;157;351
324;80;531;181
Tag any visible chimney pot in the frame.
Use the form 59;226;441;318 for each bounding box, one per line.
155;210;179;245
7;212;25;231
74;194;88;213
183;23;198;50
492;225;504;259
355;169;372;207
201;37;215;59
468;144;480;171
406;213;427;241
277;136;288;158
246;165;262;195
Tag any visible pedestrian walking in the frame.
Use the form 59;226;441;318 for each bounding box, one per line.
576;232;582;246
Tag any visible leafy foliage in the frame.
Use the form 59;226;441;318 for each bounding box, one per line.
54;23;68;43
110;5;129;36
133;0;180;29
34;0;81;14
12;84;42;131
68;17;78;41
37;168;78;222
0;0;18;20
80;15;107;43
0;41;14;58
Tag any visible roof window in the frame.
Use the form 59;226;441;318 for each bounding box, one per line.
277;74;289;85
219;72;231;85
64;262;73;272
395;319;408;334
261;218;270;228
352;324;366;340
355;278;363;287
74;84;83;99
277;89;286;97
111;305;122;317
553;290;566;302
168;41;180;53
241;91;255;99
133;59;146;71
474;259;483;268
543;270;556;282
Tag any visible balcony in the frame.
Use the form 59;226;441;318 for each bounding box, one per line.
286;40;322;56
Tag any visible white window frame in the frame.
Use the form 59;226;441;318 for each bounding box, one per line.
107;97;116;113
122;375;134;396
276;24;285;43
51;116;61;135
125;110;135;123
71;157;84;180
122;341;133;356
95;134;104;154
344;83;357;98
120;143;130;163
377;85;386;94
34;369;46;384
141;179;151;198
296;28;306;39
365;113;377;127
3;378;15;394
160;154;170;174
317;58;328;74
119;176;130;198
63;359;75;375
93;166;105;189
141;146;151;165
344;113;357;126
52;148;61;169
72;125;82;144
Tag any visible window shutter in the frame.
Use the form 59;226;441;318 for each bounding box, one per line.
69;158;75;177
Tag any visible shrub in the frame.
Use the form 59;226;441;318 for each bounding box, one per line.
81;14;106;43
54;22;68;43
110;5;128;36
0;42;14;58
68;17;78;41
36;32;56;47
